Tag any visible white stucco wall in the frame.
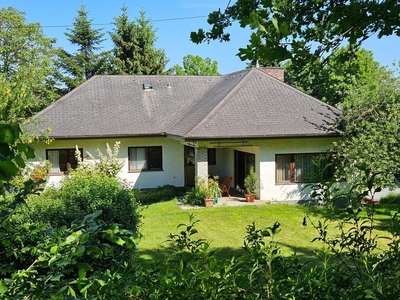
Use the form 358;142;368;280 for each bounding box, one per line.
258;137;337;201
33;136;338;200
33;137;185;189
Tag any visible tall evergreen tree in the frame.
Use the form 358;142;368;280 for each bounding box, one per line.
110;7;169;75
55;5;111;93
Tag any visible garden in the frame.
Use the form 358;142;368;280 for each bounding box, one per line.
1;125;400;299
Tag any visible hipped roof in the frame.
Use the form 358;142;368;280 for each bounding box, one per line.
32;68;341;140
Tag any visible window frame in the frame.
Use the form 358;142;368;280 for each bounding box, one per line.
46;148;83;175
128;146;163;172
275;153;333;184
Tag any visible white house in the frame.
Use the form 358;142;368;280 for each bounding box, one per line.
30;67;341;201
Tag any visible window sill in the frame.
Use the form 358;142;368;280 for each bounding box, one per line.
48;172;65;176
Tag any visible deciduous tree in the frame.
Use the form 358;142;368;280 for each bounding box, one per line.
285;48;384;107
191;0;399;76
168;55;220;75
333;65;400;187
0;7;58;123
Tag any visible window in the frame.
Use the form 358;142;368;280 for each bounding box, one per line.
129;146;162;171
208;148;216;165
46;148;83;174
276;153;333;183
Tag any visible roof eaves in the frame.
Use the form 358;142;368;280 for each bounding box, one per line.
184;131;341;141
45;132;168;140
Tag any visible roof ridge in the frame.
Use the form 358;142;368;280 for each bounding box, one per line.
183;69;256;137
252;68;341;113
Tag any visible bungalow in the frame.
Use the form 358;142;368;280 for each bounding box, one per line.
30;67;341;201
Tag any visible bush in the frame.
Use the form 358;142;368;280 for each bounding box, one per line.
26;168;141;233
380;192;400;204
182;177;220;206
134;185;186;205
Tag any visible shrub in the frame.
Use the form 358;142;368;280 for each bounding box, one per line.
182;177;220;206
26;168;141;233
380;192;400;204
76;142;124;177
134;185;186;205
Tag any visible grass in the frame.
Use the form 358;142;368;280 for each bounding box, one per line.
138;198;399;264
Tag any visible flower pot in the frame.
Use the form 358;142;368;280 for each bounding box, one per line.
245;194;255;202
204;198;214;207
30;175;44;181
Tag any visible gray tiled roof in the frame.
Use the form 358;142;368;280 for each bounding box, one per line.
32;68;341;140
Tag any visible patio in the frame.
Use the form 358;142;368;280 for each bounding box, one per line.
178;188;267;209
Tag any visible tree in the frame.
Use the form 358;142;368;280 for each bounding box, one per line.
332;65;400;188
110;7;169;75
191;1;399;75
285;48;383;107
55;5;111;93
168;55;220;75
0;7;58;124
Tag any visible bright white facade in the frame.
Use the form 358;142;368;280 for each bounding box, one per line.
34;136;338;201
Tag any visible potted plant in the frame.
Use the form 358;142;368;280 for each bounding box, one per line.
198;176;220;207
237;166;259;202
30;161;51;182
182;176;220;207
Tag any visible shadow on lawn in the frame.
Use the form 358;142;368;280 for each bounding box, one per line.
137;242;323;269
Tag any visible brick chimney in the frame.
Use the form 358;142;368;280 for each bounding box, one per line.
258;67;284;82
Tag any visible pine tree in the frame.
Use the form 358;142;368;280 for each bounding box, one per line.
55;5;111;93
110;7;169;75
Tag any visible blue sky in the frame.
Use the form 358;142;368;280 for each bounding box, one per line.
2;0;399;74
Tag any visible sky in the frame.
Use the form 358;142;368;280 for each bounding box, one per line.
2;0;399;75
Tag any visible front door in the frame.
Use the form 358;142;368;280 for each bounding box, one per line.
184;146;195;187
235;150;255;188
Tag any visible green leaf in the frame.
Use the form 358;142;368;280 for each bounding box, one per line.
0;280;7;295
51;274;63;282
68;286;76;297
50;245;58;254
78;262;92;278
75;245;86;256
80;282;94;294
96;279;106;287
271;18;279;33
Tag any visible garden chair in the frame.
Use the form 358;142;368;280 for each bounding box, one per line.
220;176;233;197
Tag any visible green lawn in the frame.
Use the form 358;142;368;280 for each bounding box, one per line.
138;199;397;263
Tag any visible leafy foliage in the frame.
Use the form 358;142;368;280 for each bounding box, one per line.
0;124;35;190
168;54;220;75
332;65;400;188
134;185;186;205
76;141;125;178
0;125;140;299
285;47;384;107
110;6;169;75
182;176;220;206
380;192;400;205
26;167;141;232
0;7;58;123
1;210;139;299
191;0;399;76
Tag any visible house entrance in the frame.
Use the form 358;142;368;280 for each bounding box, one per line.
184;146;195;187
235;150;255;188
